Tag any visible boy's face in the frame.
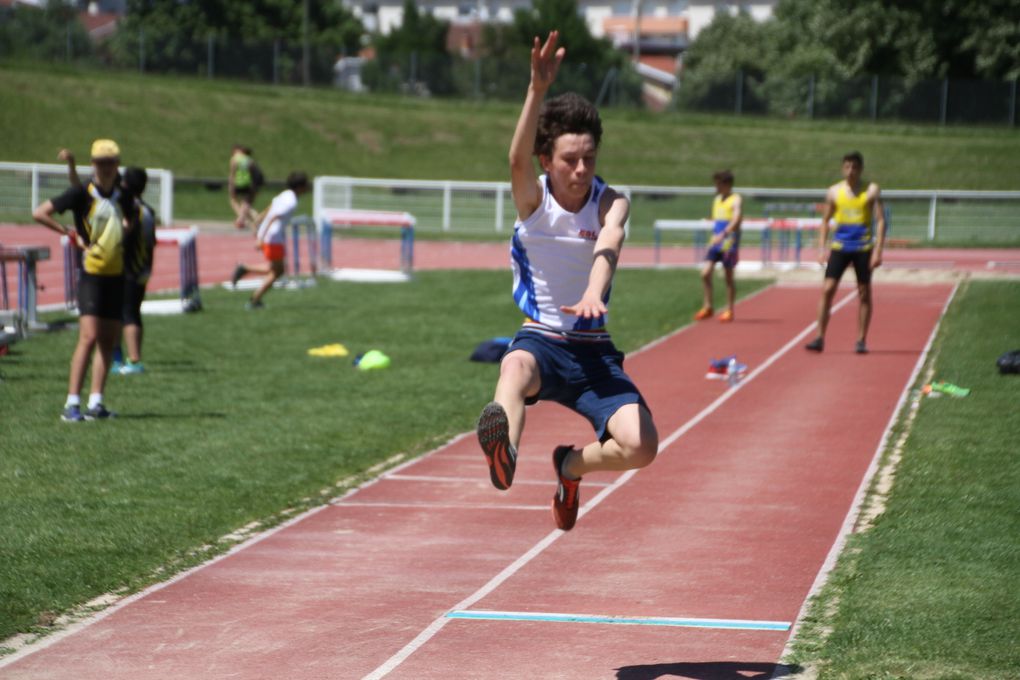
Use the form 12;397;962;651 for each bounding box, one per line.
540;133;597;202
714;180;732;195
92;157;119;186
842;160;862;183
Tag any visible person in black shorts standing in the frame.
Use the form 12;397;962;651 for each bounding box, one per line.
806;151;886;354
33;139;134;421
117;167;157;375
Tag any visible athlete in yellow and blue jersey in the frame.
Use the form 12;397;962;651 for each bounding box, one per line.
694;170;743;323
806;151;886;354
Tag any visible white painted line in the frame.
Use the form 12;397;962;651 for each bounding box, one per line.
773;282;960;676
333;501;548;511
986;260;1020;269
363;290;859;679
383;473;611;487
883;260;956;269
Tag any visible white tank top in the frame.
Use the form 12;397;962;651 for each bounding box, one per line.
511;174;609;333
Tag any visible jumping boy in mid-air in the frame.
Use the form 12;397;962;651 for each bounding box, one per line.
231;171;309;309
476;31;659;531
693;170;742;323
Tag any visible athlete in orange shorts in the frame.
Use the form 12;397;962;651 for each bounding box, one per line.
231;171;309;309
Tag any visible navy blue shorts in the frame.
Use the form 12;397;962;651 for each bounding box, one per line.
706;239;739;269
506;329;648;442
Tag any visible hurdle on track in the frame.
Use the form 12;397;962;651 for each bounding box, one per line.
0;244;50;333
60;226;201;314
316;209;416;276
653;218;824;266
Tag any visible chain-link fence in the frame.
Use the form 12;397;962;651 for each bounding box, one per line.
4;17;1017;125
677;70;1019;126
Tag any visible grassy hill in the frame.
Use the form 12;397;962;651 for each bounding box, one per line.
3;62;1019;195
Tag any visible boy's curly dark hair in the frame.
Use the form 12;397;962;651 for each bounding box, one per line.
534;93;603;157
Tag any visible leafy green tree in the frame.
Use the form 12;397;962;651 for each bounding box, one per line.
108;0;362;81
0;0;93;62
361;0;455;95
678;10;776;112
482;0;638;104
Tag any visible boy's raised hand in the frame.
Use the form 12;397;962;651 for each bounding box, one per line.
530;31;565;93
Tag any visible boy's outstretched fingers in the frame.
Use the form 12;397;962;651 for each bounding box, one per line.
531;31;565;87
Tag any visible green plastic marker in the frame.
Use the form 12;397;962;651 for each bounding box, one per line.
930;381;970;397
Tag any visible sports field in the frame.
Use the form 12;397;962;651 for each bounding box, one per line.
2;61;1020;678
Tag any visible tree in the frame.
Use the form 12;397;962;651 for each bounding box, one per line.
678;10;777;112
108;0;362;82
361;0;454;95
0;1;93;62
482;0;638;104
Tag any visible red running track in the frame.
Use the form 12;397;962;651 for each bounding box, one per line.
1;222;1015;309
0;281;955;679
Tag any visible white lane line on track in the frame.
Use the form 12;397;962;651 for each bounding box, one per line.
383;473;612;487
363;290;859;680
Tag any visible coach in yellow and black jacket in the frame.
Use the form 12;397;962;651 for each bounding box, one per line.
33;139;135;421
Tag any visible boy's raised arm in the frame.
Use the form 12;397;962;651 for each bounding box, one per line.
509;31;564;221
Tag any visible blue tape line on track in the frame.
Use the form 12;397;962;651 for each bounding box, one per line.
446;610;790;631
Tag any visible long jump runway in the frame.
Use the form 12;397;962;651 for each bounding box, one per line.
1;282;953;679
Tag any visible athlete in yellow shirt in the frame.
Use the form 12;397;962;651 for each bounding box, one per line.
806;151;886;354
694;170;742;323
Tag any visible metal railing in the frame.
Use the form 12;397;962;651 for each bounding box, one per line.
0;162;174;226
314;176;1020;245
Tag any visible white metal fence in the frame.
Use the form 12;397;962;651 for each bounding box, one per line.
0;162;174;226
314;176;1020;245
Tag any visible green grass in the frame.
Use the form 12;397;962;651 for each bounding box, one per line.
788;280;1020;678
2;62;1020;204
0;267;763;643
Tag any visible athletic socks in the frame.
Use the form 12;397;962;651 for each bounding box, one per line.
559;448;581;481
65;394;80;408
87;393;103;410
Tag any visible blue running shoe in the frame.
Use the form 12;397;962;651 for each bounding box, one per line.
61;404;85;422
111;360;124;374
85;404;116;420
120;361;145;375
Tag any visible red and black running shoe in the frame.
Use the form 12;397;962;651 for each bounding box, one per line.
477;402;517;490
552;445;581;531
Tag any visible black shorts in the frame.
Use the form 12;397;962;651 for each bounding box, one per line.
78;272;125;320
825;249;872;284
123;278;147;326
231;186;255;202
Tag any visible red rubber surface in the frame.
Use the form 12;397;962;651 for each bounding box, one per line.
0;280;954;679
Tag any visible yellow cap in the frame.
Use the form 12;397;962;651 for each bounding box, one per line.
90;139;120;160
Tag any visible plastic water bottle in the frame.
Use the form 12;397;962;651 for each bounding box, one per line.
727;358;739;386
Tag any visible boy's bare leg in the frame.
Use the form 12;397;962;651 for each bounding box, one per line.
561;403;658;478
492;349;542;449
699;261;714;309
89;319;121;396
250;261;284;304
68;316;99;396
123;324;143;363
857;282;872;344
815;277;839;339
724;266;736;314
